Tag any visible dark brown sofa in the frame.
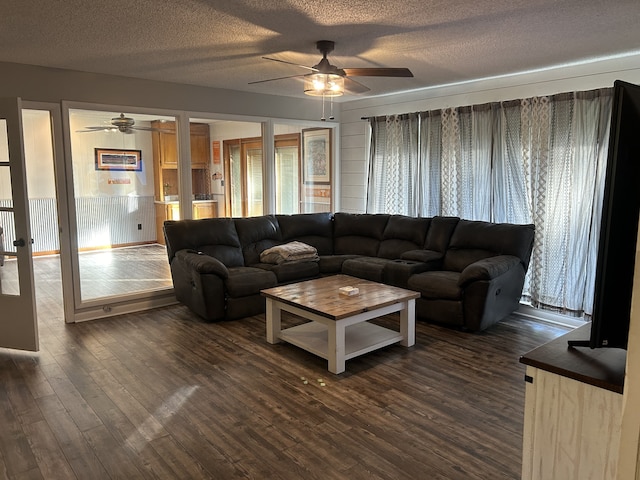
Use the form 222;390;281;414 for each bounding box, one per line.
163;212;534;332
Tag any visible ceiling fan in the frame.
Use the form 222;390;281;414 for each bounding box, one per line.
77;113;170;134
249;40;414;95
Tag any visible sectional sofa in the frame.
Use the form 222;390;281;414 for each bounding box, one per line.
163;212;535;332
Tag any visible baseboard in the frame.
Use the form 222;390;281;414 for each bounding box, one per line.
514;303;587;329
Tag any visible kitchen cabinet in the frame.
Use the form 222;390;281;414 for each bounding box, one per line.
152;121;213;244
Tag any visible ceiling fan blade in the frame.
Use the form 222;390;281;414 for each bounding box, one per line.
248;74;306;85
344;77;370;94
132;126;174;133
76;126;118;133
262;57;318;72
343;67;414;78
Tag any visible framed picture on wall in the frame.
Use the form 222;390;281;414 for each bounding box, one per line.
95;148;142;171
302;128;331;184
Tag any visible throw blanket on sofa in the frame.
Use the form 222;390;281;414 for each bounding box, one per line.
260;241;319;265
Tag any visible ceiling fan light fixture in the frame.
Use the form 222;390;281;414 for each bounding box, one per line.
304;73;344;97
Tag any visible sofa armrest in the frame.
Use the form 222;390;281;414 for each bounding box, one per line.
458;255;521;287
175;249;229;279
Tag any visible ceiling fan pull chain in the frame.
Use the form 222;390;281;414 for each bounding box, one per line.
321;93;326;121
329;96;335;120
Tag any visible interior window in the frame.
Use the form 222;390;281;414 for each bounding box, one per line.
68;108;174;301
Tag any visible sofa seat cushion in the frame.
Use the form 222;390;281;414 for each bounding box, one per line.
253;261;320;284
318;254;360;274
342;257;391;282
408;271;462;300
383;259;431;288
225;267;277;297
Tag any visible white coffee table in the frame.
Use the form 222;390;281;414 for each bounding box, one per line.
261;274;419;374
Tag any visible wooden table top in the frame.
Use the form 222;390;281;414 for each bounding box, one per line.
520;324;626;394
261;274;420;320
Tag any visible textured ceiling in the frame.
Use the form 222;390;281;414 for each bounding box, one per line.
2;0;640;100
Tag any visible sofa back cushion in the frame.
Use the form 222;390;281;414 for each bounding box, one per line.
443;219;535;272
163;218;244;267
234;215;282;265
378;215;431;259
425;216;460;252
333;213;389;256
276;212;334;255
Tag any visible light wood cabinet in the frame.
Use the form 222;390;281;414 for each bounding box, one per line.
522;366;622;480
193;201;216;219
152;121;214;244
189;123;210;169
520;325;626;480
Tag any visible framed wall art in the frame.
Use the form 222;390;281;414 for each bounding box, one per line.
95;148;142;171
302;128;331;184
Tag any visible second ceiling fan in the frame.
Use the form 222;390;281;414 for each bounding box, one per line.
249;40;413;95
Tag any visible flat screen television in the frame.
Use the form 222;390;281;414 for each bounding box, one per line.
569;80;640;350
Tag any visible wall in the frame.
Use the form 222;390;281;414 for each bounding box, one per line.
0;61;329;122
337;53;640;480
338;53;640;213
0;62;334;251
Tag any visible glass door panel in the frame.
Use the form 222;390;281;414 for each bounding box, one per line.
0;99;38;351
0;210;19;296
246;146;263;217
275;136;300;214
68;108;174;302
229;143;242;216
224;138;263;217
0;121;20;297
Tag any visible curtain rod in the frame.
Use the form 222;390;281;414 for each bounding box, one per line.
361;112;422;121
359;88;611;122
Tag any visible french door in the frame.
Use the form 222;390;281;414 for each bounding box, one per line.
224;138;264;217
0;98;38;351
224;134;301;217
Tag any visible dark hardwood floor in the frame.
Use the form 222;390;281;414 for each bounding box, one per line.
0;254;571;479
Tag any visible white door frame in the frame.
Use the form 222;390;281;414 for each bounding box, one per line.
0;97;38;351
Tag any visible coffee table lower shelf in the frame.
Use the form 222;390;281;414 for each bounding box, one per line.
279;321;404;363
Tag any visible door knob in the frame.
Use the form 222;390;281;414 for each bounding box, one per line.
13;238;25;247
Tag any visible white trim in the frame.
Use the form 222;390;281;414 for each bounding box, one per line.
514;303;587;329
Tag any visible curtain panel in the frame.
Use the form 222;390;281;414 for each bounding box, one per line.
367;88;612;316
367;114;419;215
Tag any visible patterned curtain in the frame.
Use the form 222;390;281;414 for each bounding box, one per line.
367;88;612;315
439;104;494;220
517;91;612;314
367;114;419;215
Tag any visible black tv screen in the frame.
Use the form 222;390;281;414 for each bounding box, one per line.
578;80;640;349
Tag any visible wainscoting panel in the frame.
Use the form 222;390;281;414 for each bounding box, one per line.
0;196;156;254
75;195;156;249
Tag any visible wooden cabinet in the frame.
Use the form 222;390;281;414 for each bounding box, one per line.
152;121;178;168
152;121;213;243
189;123;210;169
522;366;623;480
156;201;217;243
520;325;626;480
193;201;216;219
152;121;211;199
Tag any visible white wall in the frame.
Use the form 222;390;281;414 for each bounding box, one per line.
337;53;640;480
68;111;155;198
0;61;330;122
338;53;640;213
